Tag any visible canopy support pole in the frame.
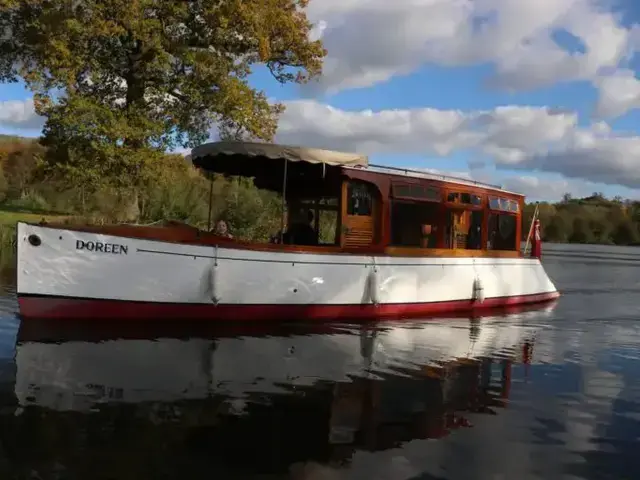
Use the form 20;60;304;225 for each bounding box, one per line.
314;200;320;237
279;159;288;243
206;175;214;231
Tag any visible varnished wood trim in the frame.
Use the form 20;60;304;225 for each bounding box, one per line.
445;203;484;211
32;222;521;258
384;246;521;258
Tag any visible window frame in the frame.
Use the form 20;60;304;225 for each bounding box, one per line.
443;188;485;211
488;196;520;215
391;181;442;204
345;180;375;217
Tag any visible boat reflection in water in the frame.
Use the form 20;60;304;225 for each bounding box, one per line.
9;303;555;479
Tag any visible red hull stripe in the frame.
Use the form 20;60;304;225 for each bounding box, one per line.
18;292;560;321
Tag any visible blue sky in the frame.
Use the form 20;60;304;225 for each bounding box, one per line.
2;0;640;202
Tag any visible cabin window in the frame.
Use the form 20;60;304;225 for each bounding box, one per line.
347;182;373;216
444;209;484;250
390;182;441;248
487;196;519;250
299;197;340;245
488;196;519;213
390;202;440;247
488;213;517;250
443;191;484;250
447;192;482;206
392;183;440;202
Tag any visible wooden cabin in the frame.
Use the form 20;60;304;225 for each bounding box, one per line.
329;164;522;258
191;141;524;258
43;142;523;258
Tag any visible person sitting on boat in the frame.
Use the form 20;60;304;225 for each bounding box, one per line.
286;209;317;246
213;219;233;238
270;228;285;244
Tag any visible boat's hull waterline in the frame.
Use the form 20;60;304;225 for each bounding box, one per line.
16;222;559;321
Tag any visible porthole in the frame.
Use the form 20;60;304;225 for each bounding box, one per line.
28;235;42;247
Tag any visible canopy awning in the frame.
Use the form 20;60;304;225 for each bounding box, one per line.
191;141;368;171
190;141;365;195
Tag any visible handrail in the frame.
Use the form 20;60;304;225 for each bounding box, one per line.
366;163;504;190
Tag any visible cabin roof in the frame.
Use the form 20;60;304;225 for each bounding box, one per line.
357;164;525;197
190;141;524;198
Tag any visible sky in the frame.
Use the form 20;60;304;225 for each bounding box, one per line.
2;0;640;202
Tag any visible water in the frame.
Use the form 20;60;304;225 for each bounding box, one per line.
0;244;639;479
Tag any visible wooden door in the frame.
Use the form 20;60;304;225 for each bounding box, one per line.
341;181;377;248
447;209;469;249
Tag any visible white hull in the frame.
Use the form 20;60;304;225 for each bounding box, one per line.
15;222;559;320
14;311;552;411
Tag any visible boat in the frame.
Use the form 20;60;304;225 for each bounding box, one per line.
15;141;559;320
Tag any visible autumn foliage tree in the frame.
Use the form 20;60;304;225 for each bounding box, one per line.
0;0;325;199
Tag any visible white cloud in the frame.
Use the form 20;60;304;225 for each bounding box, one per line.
277;99;577;159
416;168;596;201
305;0;639;117
5;95;640;197
498;175;592;201
276;100;476;156
276;101;582;165
469;106;579;165
519;132;640;189
275;98;640;191
0;98;44;130
594;69;640;118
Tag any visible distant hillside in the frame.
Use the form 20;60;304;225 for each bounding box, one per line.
0;134;37;144
523;193;640;245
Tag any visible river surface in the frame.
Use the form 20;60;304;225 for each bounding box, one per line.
0;244;639;479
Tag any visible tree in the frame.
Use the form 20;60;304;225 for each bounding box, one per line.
588;216;612;244
543;215;570;242
569;217;593;243
0;0;325;193
630;202;640;224
0;166;7;203
611;219;640;245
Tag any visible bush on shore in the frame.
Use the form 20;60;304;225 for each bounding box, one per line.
0;137;286;254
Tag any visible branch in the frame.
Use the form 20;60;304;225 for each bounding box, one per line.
266;59;306;84
169;89;187;102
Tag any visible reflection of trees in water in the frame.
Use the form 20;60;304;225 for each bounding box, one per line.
0;355;516;479
0;265;15;291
